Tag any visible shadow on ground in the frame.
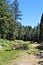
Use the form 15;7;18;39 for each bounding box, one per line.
35;43;43;50
37;61;43;65
34;43;43;65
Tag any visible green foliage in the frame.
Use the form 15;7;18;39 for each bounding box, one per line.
14;40;25;44
0;39;12;47
12;0;22;20
0;0;16;40
28;49;40;54
0;50;22;65
0;0;9;38
0;0;43;42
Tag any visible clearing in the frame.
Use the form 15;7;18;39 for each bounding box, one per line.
10;51;43;65
9;42;43;65
0;39;43;65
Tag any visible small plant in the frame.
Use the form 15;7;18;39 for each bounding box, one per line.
4;47;12;51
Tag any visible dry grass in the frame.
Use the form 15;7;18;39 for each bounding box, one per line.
10;51;43;65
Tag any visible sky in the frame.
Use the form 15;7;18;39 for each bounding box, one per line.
11;0;43;27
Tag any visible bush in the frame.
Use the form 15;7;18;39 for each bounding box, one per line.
0;39;12;47
22;44;28;50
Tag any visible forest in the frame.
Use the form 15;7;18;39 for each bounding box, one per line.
0;0;43;43
0;0;43;65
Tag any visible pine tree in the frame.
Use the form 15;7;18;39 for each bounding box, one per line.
40;14;43;42
11;0;22;20
0;0;9;38
0;0;16;40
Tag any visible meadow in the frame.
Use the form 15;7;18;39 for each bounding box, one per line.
0;39;43;65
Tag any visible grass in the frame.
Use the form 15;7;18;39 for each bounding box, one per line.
0;39;42;65
0;39;12;47
0;39;27;65
27;43;40;54
14;40;30;44
28;49;40;54
0;50;22;65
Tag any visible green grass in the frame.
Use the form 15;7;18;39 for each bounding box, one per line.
27;43;40;54
14;40;30;44
27;49;40;54
0;50;22;65
0;39;26;65
0;39;41;65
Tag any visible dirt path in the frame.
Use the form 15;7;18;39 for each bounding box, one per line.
10;52;40;65
9;43;43;65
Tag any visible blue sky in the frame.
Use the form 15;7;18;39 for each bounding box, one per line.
11;0;43;27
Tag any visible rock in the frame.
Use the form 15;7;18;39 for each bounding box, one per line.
37;52;43;58
0;46;3;50
39;52;43;58
12;44;22;50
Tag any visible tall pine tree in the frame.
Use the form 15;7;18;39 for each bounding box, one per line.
11;0;22;21
40;14;43;42
0;0;9;38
